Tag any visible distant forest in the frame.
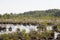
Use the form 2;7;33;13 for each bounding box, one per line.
0;9;60;24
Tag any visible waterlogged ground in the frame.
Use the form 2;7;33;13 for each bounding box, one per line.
0;24;38;34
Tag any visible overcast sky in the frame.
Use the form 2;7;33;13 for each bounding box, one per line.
0;0;60;14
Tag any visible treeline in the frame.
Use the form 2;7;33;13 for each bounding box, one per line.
0;9;60;18
0;9;60;23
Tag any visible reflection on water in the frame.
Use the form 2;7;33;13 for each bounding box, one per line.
0;24;38;34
